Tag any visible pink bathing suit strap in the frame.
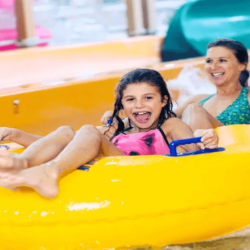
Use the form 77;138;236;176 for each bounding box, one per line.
110;125;133;141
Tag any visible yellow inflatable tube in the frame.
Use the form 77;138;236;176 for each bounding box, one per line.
1;125;250;250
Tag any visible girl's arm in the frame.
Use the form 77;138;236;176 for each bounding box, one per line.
100;110;115;125
162;118;219;153
0;127;42;147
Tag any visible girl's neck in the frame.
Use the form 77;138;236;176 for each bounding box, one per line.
130;120;159;133
216;82;243;97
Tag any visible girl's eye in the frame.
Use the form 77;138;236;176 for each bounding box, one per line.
219;59;226;62
206;59;211;63
145;96;153;100
126;98;134;102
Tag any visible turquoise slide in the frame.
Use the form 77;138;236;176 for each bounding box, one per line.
161;0;250;61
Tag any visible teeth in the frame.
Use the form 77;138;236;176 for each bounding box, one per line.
137;112;148;115
212;73;224;77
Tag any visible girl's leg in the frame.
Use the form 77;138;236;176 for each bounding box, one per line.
181;104;223;131
0;126;75;172
0;125;125;198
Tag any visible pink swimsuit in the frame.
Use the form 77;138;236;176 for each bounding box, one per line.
111;127;169;156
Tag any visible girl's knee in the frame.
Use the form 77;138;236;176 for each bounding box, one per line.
56;126;75;139
184;103;206;115
78;125;102;139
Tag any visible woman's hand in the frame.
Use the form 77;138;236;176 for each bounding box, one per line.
194;129;219;149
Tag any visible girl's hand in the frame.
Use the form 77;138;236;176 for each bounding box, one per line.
0;127;13;141
101;111;114;125
193;129;219;150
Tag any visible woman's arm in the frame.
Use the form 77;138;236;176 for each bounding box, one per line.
247;86;250;104
162;118;219;153
0;127;42;147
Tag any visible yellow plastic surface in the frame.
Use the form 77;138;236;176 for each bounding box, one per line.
1;124;250;250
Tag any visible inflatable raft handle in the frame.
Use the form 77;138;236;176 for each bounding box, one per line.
168;137;225;157
103;118;112;127
0;145;10;150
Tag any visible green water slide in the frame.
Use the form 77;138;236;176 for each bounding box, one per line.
161;0;250;62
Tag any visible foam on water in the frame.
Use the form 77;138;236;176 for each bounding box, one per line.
166;65;216;108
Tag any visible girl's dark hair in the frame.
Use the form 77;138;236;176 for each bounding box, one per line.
107;68;176;135
207;38;249;87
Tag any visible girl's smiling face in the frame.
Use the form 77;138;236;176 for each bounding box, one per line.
121;82;167;131
205;46;246;86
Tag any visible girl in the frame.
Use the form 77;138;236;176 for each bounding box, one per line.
0;69;218;198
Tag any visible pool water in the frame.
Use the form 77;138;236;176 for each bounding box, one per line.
163;227;250;250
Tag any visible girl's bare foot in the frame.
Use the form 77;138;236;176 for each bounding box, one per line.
0;147;27;173
0;163;59;198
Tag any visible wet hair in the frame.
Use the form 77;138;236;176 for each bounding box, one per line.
207;38;249;87
107;68;176;135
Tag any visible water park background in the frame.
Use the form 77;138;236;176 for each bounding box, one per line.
0;0;188;46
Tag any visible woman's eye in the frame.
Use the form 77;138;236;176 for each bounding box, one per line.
220;59;226;62
145;96;153;100
126;98;134;102
206;59;211;63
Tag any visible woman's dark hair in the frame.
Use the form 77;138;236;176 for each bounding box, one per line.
207;38;249;87
107;68;176;135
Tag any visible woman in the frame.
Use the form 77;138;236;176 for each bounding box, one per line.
179;38;250;131
101;39;250;131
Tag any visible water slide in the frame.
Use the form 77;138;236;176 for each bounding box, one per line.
161;0;250;61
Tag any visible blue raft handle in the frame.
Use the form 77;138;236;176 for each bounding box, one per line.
78;166;90;171
167;137;225;157
103;118;112;127
0;145;9;150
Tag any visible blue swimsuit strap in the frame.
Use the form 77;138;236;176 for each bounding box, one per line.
198;94;214;106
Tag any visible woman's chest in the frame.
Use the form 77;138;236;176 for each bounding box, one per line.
203;97;238;117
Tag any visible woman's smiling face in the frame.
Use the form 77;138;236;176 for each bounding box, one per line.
205;46;246;86
121;82;167;130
